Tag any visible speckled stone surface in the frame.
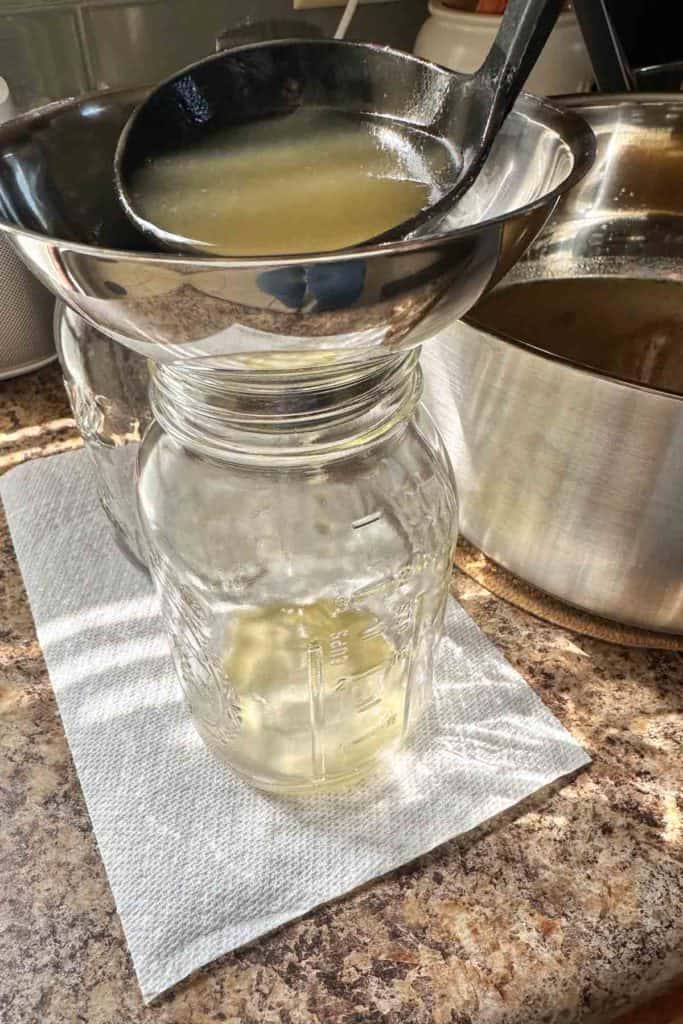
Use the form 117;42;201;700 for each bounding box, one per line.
1;364;682;1024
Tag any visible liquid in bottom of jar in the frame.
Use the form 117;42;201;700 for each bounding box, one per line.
129;109;453;255
190;599;416;792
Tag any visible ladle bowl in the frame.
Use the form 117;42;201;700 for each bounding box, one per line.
114;27;566;252
0;82;593;364
114;39;465;255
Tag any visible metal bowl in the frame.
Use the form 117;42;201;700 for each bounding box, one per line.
0;84;593;364
423;94;683;634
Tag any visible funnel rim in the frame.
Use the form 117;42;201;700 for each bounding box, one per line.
0;72;595;269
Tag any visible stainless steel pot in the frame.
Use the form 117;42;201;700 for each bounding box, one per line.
422;95;683;634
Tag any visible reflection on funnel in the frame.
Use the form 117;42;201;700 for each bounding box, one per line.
257;262;366;312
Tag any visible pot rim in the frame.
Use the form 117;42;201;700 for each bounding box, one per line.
464;91;683;402
463;303;683;401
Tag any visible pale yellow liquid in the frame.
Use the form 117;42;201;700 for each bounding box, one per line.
130;110;447;255
192;600;411;791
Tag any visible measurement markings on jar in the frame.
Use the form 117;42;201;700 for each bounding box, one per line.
352;510;383;529
328;629;350;666
359;622;384;641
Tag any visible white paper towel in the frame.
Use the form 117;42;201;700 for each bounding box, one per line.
1;448;589;1001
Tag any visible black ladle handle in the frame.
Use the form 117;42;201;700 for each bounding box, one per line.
370;0;565;245
571;0;636;92
476;0;566;150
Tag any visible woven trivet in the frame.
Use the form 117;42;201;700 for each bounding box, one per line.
455;539;683;651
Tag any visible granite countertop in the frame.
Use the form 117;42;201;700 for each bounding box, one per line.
1;363;682;1024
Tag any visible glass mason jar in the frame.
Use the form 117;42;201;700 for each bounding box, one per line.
54;303;152;566
138;352;458;793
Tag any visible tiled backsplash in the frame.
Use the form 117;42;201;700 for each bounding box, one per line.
0;0;427;112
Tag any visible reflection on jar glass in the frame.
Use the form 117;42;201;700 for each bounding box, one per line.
54;303;152;566
138;351;458;793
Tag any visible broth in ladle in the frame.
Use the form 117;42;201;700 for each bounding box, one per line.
129;108;455;256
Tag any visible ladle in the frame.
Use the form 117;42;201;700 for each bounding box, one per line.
114;0;566;257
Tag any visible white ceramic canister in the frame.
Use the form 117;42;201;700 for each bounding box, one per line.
414;2;593;96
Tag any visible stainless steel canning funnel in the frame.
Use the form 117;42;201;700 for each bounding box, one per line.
0;84;593;364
